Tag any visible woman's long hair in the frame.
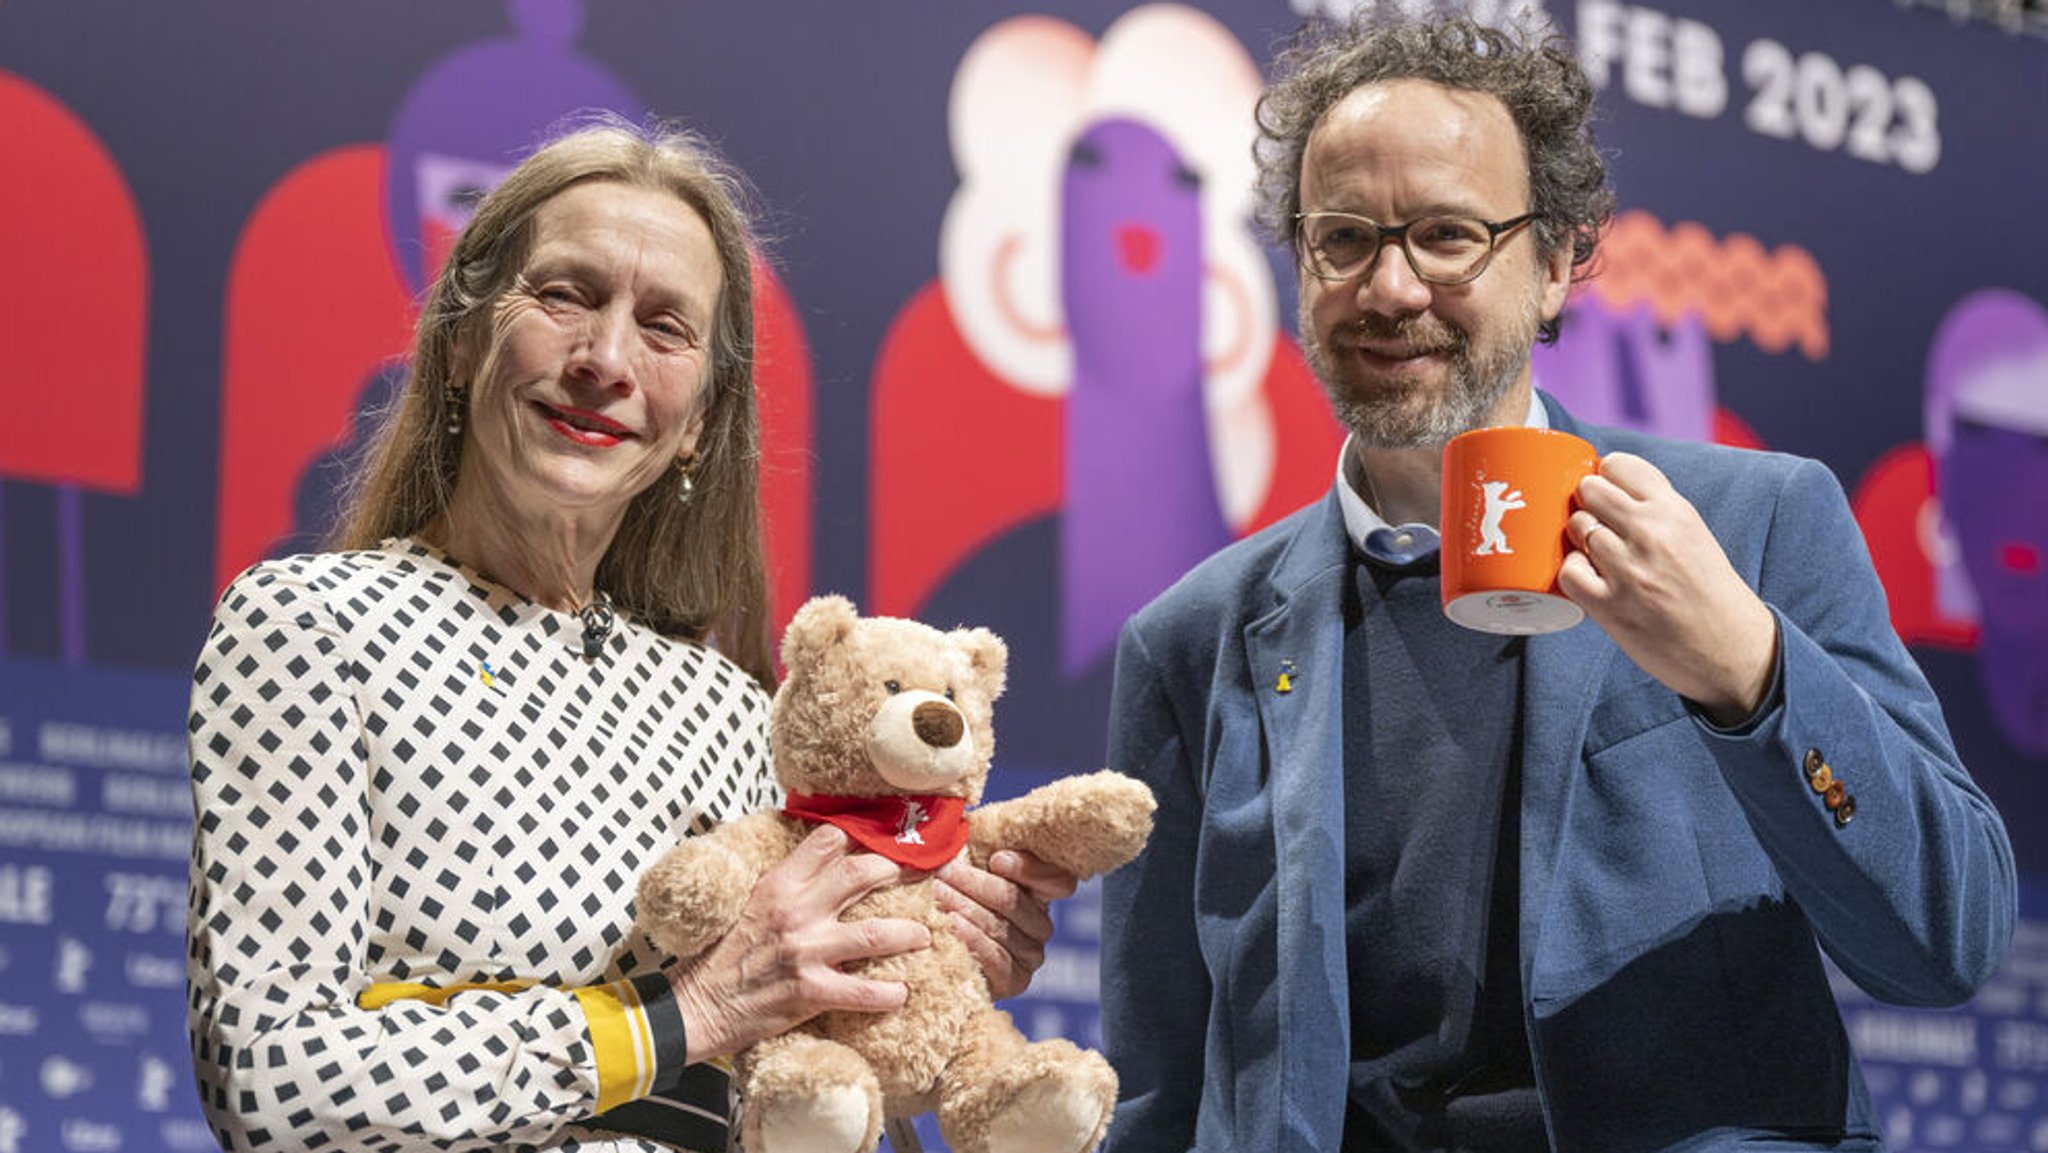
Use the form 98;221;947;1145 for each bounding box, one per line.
333;114;775;686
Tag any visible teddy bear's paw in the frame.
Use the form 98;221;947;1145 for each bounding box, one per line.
975;1044;1117;1153
975;771;1157;879
634;836;757;960
741;1032;884;1153
983;1077;1107;1153
753;1083;877;1153
1073;771;1159;871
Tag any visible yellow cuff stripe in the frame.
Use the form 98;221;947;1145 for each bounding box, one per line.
357;979;533;1010
573;979;658;1112
359;979;657;1113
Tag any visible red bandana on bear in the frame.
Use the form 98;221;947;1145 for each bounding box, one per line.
781;792;970;870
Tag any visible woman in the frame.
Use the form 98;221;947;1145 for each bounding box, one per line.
187;118;1069;1153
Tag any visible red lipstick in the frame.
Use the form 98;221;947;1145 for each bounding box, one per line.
534;401;633;447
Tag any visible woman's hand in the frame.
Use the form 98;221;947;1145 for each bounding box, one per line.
934;850;1078;1000
668;825;931;1063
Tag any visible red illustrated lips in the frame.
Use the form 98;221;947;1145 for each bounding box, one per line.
1117;223;1162;276
2001;541;2041;575
534;401;633;447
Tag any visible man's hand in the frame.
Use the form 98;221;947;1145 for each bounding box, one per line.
1557;452;1779;726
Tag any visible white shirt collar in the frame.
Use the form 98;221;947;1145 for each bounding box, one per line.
1335;390;1549;557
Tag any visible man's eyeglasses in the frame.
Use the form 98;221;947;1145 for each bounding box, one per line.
1293;210;1536;286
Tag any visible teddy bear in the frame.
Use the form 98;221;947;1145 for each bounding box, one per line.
635;594;1157;1153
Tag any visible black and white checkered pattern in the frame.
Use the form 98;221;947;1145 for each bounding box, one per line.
187;540;774;1152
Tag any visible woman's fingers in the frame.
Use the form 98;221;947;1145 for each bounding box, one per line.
764;825;923;916
670;829;937;1061
934;852;1077;1000
990;849;1080;902
813;907;932;970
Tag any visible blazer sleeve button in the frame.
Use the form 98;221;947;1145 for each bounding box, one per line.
1803;748;1827;778
1809;764;1835;794
1833;794;1857;827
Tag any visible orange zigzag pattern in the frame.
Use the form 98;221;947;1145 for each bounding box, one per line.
1586;210;1829;361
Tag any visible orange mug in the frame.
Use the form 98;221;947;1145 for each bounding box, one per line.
1440;426;1599;634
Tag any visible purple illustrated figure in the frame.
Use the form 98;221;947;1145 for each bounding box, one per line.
870;6;1342;771
385;0;642;293
1927;289;2048;757
1531;299;1716;443
1058;117;1229;675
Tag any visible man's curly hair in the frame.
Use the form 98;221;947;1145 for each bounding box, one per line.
1254;10;1614;343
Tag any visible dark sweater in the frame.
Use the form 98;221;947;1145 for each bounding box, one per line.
1341;551;1545;1152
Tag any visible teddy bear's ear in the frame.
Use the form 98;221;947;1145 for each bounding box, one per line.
782;595;861;671
953;626;1008;701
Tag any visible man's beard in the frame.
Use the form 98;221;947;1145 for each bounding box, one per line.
1301;297;1539;450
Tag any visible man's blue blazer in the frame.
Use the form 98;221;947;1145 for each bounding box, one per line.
1100;395;2015;1153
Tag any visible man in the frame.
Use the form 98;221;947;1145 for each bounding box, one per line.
1098;13;2014;1153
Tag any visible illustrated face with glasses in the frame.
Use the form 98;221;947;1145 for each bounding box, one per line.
1293;210;1536;286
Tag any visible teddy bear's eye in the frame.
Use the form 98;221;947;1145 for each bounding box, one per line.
944;687;955;700
883;680;901;694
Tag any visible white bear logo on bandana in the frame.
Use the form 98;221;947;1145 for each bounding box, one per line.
896;799;931;845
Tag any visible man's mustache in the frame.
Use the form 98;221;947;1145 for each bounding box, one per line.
1349;314;1467;357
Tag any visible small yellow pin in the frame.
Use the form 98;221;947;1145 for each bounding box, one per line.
1276;660;1296;694
480;661;500;689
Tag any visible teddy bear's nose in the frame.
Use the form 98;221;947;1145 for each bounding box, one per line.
912;700;964;748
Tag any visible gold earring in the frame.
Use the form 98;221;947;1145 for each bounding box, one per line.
674;452;699;504
444;387;466;437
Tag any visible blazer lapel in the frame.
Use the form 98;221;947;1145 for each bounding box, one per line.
1244;491;1353;1152
1520;396;1620;990
1517;616;1613;991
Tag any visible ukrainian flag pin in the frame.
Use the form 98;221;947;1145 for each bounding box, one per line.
1277;660;1296;694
